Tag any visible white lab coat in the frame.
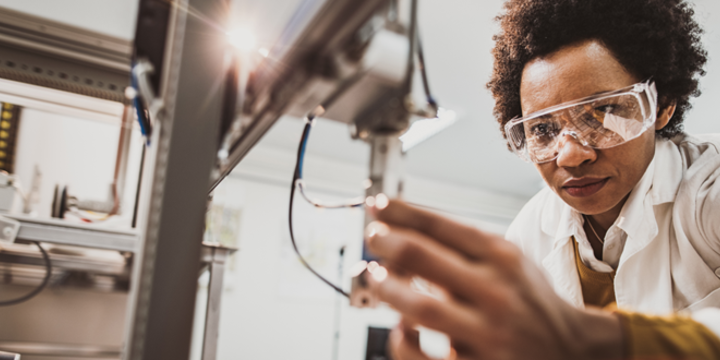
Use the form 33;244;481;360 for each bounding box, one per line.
505;133;720;336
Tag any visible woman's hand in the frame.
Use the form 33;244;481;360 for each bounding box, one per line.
364;200;623;360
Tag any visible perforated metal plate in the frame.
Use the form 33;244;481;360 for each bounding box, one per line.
0;6;131;103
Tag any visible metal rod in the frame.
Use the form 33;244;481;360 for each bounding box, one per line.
201;248;228;360
332;246;345;360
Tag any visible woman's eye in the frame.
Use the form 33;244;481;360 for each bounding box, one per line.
594;104;616;113
531;123;552;137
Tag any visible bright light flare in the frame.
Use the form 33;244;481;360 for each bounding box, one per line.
227;28;256;52
400;107;458;152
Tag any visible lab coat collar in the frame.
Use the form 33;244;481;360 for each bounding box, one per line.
539;139;682;307
616;138;682;251
540;138;681;247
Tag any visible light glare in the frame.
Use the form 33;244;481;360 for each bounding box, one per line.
400;107;457;152
227;28;256;51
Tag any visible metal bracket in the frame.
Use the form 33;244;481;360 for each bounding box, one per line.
0;214;20;244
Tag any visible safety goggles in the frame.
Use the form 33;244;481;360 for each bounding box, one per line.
504;80;658;164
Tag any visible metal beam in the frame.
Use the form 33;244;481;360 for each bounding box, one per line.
0;6;131;103
123;0;228;358
6;214;137;252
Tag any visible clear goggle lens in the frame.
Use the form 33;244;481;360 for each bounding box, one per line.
505;81;657;163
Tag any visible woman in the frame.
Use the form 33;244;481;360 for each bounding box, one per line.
364;0;720;358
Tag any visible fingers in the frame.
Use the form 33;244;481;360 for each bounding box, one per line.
376;273;483;344
366;222;475;294
366;221;520;305
369;200;508;261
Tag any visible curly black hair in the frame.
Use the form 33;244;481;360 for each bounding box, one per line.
487;0;707;140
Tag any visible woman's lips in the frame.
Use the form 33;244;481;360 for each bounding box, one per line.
562;177;609;197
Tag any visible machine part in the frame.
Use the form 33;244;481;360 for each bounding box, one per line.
0;342;119;358
365;327;393;360
23;165;41;214
0;350;19;360
131;66;153;141
0;103;21;174
350;134;404;308
51;184;119;221
0;241;51;307
0;171;18;213
109;104;135;217
351;1;417;309
211;0;392;191
332;246;345;360
123;0;228;357
46;105;131;221
0;214;19;243
50;185;67;219
132;59;165;126
0;7;131;103
4;213;137;253
132;0;171;96
199;243;236;360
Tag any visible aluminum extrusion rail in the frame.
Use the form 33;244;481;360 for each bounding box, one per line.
6;215;137;253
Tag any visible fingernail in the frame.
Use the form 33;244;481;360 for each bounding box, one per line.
375;193;389;210
365;221;390;239
365;195;376;208
370;265;388;282
349;260;368;277
367;260;379;273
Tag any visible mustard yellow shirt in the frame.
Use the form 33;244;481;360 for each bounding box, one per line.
573;238;720;359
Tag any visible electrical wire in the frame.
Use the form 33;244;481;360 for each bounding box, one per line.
0;241;52;306
296;182;364;209
295;127;364;209
289;119;349;298
416;34;437;110
288;0;434;297
131;61;153;145
287;70;371;298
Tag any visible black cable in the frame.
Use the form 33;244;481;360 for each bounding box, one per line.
403;0;419;92
289;120;349;298
416;34;437;109
0;241;52;306
287;1;426;298
132;144;146;228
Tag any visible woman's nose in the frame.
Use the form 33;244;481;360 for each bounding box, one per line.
555;132;597;167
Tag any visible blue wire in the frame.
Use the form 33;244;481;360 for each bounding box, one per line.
298;122;311;179
130;63;151;146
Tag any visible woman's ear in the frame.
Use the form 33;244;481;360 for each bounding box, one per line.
656;100;677;130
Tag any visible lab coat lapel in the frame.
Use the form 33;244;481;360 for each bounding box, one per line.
613;143;676;313
542;205;584;308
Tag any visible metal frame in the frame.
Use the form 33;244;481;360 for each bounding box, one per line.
6;214;137;252
199;243;236;360
0;0;411;358
211;0;391;191
123;0;229;358
0;1;231;358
